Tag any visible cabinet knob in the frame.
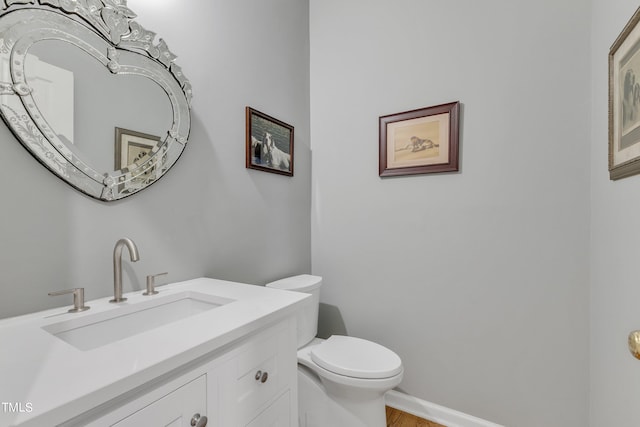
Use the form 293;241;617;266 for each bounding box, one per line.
190;413;208;427
255;370;268;383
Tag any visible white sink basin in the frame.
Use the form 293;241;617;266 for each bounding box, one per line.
42;291;234;351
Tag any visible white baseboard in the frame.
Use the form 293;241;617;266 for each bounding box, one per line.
385;390;505;427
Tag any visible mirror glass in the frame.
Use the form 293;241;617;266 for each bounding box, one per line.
0;2;192;201
25;39;174;175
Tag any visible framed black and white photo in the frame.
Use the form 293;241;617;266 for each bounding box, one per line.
246;107;294;176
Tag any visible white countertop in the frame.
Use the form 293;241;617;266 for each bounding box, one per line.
0;277;309;427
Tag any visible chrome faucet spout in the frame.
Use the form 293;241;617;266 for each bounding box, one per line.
110;238;140;303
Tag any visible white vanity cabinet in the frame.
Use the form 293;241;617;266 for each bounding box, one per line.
0;278;308;427
79;319;297;427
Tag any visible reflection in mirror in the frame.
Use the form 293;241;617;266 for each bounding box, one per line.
0;2;192;201
26;40;174;175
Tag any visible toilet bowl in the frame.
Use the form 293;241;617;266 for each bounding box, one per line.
266;275;403;427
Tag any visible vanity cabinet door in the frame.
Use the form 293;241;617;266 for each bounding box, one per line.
218;323;296;426
112;375;207;427
246;391;290;427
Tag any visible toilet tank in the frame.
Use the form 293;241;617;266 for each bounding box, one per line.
265;274;322;348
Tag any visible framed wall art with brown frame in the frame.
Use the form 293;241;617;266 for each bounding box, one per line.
245;107;294;177
609;6;640;180
379;101;460;177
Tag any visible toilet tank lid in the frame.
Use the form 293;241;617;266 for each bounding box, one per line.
265;274;322;292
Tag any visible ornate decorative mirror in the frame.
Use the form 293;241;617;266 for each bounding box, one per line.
0;0;192;201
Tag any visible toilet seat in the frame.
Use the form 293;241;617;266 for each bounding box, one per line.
298;343;403;392
310;335;402;379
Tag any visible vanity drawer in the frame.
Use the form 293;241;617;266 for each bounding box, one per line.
112;374;207;427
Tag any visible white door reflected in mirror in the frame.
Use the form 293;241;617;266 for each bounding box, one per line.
24;53;74;145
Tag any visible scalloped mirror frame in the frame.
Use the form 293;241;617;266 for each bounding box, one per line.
0;0;192;201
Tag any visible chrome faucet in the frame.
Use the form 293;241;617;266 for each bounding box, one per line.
110;238;140;303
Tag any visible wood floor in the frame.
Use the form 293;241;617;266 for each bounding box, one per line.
386;406;447;427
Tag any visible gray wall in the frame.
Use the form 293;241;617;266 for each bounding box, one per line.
7;2;632;425
590;1;640;426
0;0;311;319
310;1;590;426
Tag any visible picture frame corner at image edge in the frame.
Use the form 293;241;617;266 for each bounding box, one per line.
609;6;640;180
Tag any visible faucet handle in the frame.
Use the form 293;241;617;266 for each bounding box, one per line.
143;272;168;296
48;288;90;313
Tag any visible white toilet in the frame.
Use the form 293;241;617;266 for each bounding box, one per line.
266;274;403;427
